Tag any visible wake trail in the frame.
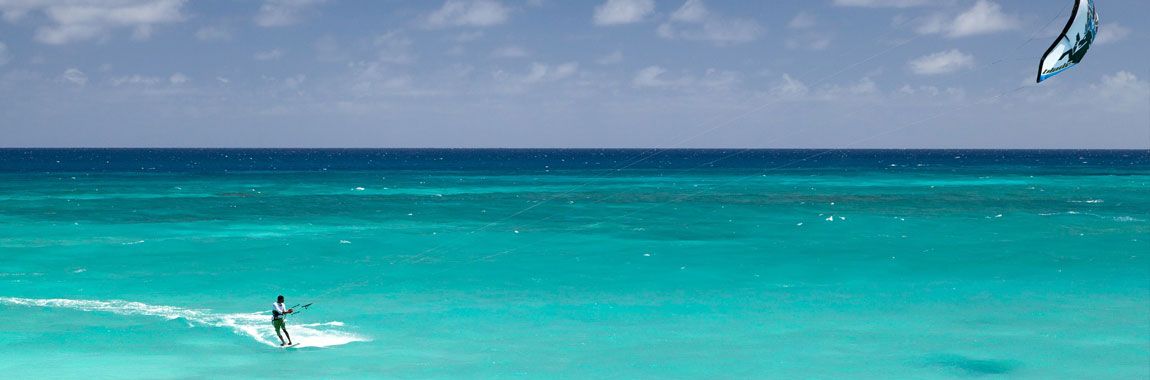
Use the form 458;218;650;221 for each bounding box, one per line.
0;297;368;349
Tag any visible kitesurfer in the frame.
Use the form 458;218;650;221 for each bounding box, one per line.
273;295;295;346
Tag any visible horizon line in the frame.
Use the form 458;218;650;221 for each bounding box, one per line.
1;147;1148;151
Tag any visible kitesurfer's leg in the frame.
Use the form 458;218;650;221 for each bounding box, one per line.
274;319;287;346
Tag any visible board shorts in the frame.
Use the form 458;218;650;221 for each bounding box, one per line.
273;318;286;333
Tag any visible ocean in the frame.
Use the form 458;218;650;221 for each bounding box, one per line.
0;149;1147;379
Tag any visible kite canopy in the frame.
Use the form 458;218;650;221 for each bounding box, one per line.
1037;0;1099;83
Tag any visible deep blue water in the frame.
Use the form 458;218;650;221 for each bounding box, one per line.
1;148;1146;172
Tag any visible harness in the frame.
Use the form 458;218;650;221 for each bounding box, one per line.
272;303;286;321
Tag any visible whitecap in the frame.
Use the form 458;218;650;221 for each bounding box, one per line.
0;273;43;277
0;297;368;349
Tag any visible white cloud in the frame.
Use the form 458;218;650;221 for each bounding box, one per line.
489;61;579;92
596;50;623;65
697;68;739;89
111;74;162;86
169;72;189;84
254;0;327;27
669;0;706;23
195;25;231;41
916;0;1018;38
426;0;509;28
947;0;1017;37
521;62;578;83
0;7;23;22
283;74;306;89
0;0;186;44
657;0;763;45
592;0;654;26
107;72;188;87
786;16;833;53
0;41;9;66
491;45;529;59
254;48;285;61
821;77;877;98
788;12;816;29
913;14;949;35
771;75;881;101
1091;71;1150;112
896;84;965;99
633;65;670;88
785;13;834;51
348;61;417;95
632;65;740;90
897;84;934;96
832;0;929;7
61;68;87;85
1097;22;1131;45
374;31;414;64
771;74;809;98
908;49;975;75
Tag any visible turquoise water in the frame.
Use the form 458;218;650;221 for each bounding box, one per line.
1;149;1147;379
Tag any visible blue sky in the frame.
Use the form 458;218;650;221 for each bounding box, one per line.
0;0;1146;148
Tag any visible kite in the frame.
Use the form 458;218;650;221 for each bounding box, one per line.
1037;0;1099;83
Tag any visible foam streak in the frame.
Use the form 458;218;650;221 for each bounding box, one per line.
0;297;367;348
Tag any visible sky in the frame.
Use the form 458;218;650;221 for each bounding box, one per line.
0;0;1146;148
